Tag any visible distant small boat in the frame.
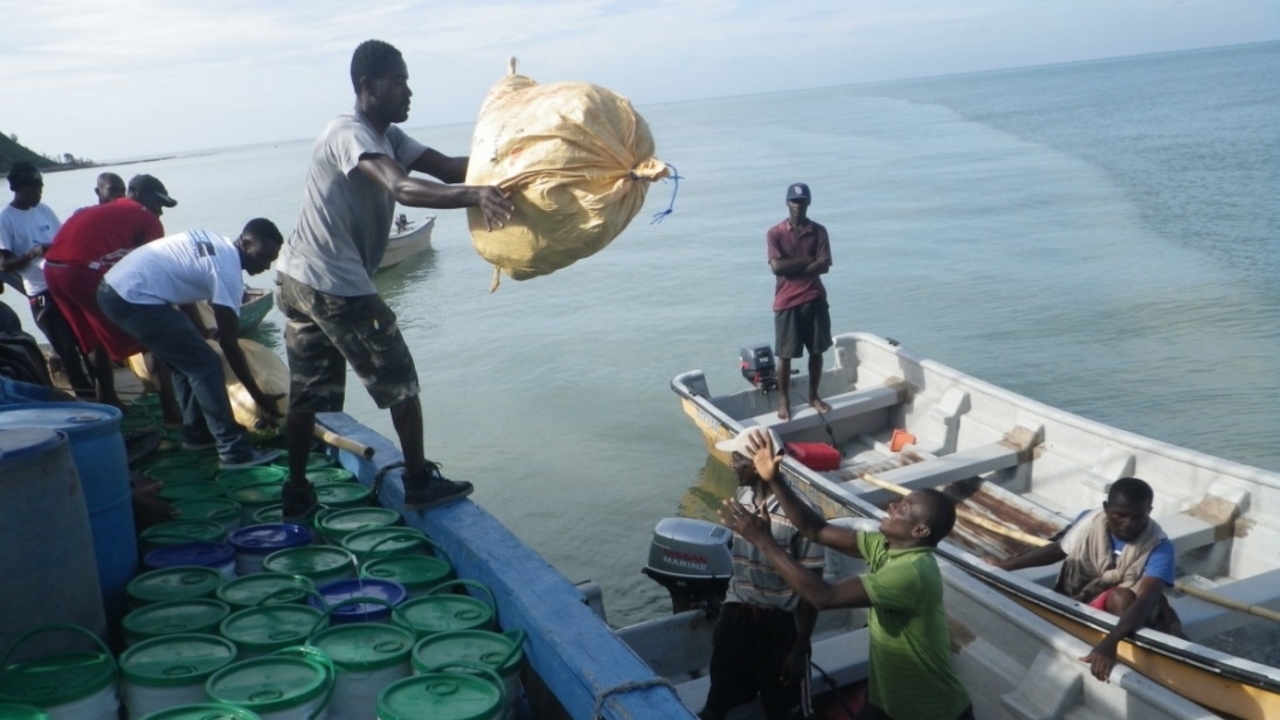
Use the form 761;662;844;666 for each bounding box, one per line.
379;215;435;271
193;287;273;335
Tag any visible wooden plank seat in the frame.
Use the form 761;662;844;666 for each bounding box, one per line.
858;436;1032;492
740;384;905;435
1173;568;1280;640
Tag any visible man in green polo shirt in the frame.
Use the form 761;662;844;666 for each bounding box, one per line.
719;429;973;720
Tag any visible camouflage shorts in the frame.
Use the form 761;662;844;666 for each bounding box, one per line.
277;273;419;412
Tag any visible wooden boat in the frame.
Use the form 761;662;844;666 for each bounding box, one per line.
379;215;435;271
670;331;1280;720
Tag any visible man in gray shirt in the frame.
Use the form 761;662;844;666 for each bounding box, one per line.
276;39;512;519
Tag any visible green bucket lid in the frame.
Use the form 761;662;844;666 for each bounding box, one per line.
411;630;522;677
361;555;453;593
0;651;115;709
123;599;231;644
0;702;48;720
216;572;316;610
172;497;242;524
128;566;225;607
141;519;227;548
250;502;330;527
135;703;262;720
308;623;415;672
305;466;354;485
377;672;503;720
217;466;286;488
396;595;495;638
317;506;401;542
226;481;284;507
157;482;227;503
218;605;324;654
341;527;430;560
205;655;329;714
262;546;356;583
314;482;371;509
139;452;220;471
119;634;238;688
146;465;218;484
270;452;335;471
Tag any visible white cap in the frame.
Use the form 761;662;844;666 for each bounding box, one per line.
715;427;785;457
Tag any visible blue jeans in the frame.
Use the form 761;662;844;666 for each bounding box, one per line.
97;283;254;462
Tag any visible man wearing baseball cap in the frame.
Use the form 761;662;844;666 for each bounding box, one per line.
126;174;178;216
767;182;834;421
699;428;824;720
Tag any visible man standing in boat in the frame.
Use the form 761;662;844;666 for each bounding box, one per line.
720;429;974;720
700;428;824;720
986;477;1182;682
768;182;833;420
275;39;513;520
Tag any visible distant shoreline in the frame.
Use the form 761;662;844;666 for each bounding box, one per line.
42;154;186;174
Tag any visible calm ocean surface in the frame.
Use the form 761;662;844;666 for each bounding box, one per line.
9;41;1278;627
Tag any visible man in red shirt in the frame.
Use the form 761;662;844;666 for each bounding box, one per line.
767;182;833;420
45;174;177;407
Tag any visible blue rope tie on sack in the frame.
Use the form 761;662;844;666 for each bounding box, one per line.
648;164;682;224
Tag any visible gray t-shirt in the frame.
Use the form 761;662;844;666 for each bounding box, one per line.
277;109;427;296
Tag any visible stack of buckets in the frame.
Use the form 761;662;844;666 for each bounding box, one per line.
0;397;523;719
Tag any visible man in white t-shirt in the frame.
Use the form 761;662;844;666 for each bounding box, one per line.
274;39;513;520
0;162;93;396
98;219;285;470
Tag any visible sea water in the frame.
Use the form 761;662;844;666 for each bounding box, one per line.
9;40;1278;627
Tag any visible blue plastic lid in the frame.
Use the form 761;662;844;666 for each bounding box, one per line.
227;524;312;555
0;428;63;461
310;578;407;623
0;402;121;437
145;542;236;571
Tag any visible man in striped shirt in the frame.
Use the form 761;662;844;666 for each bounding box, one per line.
700;428;824;720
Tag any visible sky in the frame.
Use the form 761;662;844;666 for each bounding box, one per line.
2;0;1277;162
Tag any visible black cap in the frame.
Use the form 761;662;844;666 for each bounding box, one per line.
786;182;811;203
127;174;178;207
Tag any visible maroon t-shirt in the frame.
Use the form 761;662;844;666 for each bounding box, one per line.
45;198;164;268
766;218;831;311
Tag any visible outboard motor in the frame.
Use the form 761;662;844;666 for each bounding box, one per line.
740;342;778;393
642;517;734;613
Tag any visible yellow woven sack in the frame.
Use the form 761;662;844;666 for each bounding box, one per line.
128;337;287;439
466;59;669;289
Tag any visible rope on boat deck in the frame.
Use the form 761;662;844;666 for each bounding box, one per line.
592;677;676;718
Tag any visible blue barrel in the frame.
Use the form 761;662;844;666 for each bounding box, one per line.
0;429;107;657
0;403;137;620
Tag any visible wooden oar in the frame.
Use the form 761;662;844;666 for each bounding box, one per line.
859;471;1280;624
314;422;375;459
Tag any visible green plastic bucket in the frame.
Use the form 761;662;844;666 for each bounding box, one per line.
270;453;336;472
135;703;261;720
172;498;243;533
0;624;118;720
216;573;316;611
395;581;497;640
0;702;48;720
308;623;415;720
341;527;434;562
217;466;286;489
127;566;224;609
119;634;238;720
123;599;231;647
137;452;219;472
139;520;227;556
156;482;227;503
316;507;402;546
249;503;331;529
377;664;505;720
314;483;371;510
361;555;454;600
262;546;357;586
226;482;285;526
218;605;324;660
305;467;355;485
410;630;524;720
204;649;334;720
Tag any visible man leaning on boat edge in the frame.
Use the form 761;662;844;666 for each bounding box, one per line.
986;476;1183;682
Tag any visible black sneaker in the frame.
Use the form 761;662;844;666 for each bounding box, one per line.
281;482;319;523
403;460;473;510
